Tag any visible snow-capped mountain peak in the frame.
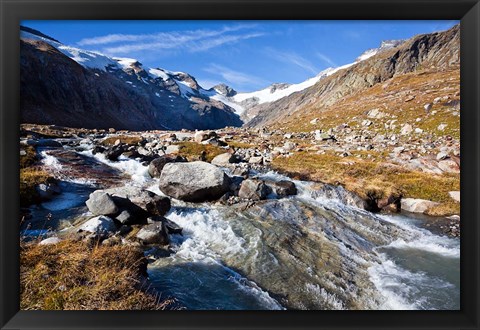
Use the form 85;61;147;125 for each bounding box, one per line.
356;39;406;62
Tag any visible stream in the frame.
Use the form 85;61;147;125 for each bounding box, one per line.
21;140;460;310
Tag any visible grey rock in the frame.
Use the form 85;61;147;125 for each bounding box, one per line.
136;223;169;245
265;180;297;197
79;216;117;235
148;154;186;178
159;161;231;202
85;191;119;216
238;179;271;201
401;198;439;213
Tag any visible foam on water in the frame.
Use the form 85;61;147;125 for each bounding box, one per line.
368;253;456;310
153;208;283;310
80;150;152;186
378;214;460;258
40;150;63;172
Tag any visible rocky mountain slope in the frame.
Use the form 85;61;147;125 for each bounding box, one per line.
245;24;459;128
20;27;242;131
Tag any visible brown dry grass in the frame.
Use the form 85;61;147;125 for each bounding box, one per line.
174;142;224;162
272;151;460;215
21;240;173;310
20;168;54;206
20;145;38;169
101;135;144;146
275;68;460;139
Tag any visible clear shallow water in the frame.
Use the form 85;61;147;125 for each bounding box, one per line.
29;142;460;310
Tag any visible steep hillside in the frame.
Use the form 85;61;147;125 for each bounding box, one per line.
246;24;460;129
20;27;242;131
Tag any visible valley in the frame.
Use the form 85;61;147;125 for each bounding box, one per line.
19;23;461;310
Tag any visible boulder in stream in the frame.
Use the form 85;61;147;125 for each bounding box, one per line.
238;179;271;201
85;191;119;216
148;154;186;178
159;161;231;202
136;222;169;245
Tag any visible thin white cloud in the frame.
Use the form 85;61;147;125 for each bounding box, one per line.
265;47;319;74
76;24;264;56
189;33;265;52
203;64;268;88
316;52;337;67
77;24;257;46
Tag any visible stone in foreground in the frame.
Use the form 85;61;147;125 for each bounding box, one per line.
85;191;119;216
159;161;231;202
136;223;169;245
79;216;117;235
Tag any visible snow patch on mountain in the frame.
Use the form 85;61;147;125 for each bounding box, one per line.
21;31;118;71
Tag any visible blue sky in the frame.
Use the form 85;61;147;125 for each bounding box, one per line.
21;20;458;92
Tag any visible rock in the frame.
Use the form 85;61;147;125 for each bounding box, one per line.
108;128;116;133
436;152;449;161
400;124;413;135
448;191;460;202
161;217;183;235
362;119;373;127
35;182;61;201
310;118;319;124
437;123;447;131
105;146;124;161
284;133;292;139
414;128;423;134
238;179;271;201
248;156;263;164
401;198;440;213
438;159;460;173
367;108;387;119
148;155;186;178
211;152;237;166
164;145;181;154
92;145;106;155
39;237;62;245
283;142;296;151
159;161;231;202
136;223;169;245
26;139;62;148
265;180;297;197
115;210;133;224
79;216;117;235
85;191;119;216
194;131;209;143
424;103;432;112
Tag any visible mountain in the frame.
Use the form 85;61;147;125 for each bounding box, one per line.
20;27;243;131
20;25;459;132
243;25;459;128
210;38;408;123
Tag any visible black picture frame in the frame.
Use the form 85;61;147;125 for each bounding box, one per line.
1;0;479;329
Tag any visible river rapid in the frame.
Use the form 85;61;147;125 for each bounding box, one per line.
22;139;460;310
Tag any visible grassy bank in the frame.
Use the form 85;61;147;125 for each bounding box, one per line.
272;152;460;216
21;240;173;310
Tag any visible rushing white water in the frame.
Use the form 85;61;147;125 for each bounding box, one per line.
150;208;284;310
79;149;152;186
33;145;459;310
